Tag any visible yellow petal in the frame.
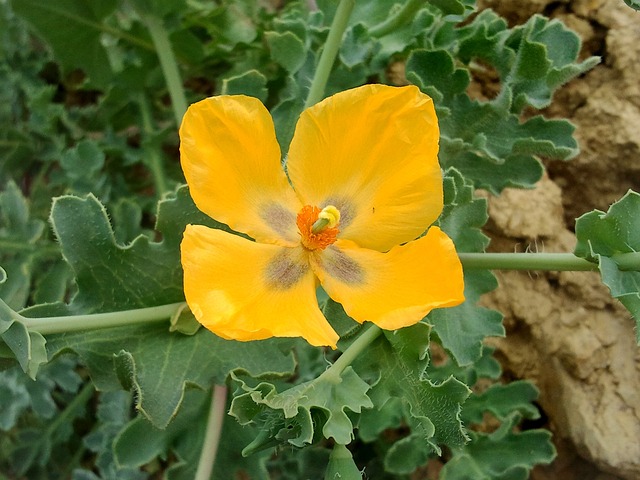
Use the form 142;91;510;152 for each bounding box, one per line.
180;95;301;245
310;227;464;330
181;225;339;348
287;84;442;252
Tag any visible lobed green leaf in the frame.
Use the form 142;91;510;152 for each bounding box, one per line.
432;169;504;365
575;190;640;343
356;323;470;473
230;365;372;448
441;416;555;479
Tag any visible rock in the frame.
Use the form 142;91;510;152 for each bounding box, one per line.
486;175;565;240
482;180;640;479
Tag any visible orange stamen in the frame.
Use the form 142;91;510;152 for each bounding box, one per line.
297;205;339;251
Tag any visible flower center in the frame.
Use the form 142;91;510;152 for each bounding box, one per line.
297;205;340;251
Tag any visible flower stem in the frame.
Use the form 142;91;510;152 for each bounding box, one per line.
20;302;184;335
304;0;356;109
139;12;188;124
321;323;382;382
195;385;228;480
4;253;638;338
137;93;169;196
368;0;424;37
459;252;640;272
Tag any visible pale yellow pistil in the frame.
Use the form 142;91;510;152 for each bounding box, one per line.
311;205;341;233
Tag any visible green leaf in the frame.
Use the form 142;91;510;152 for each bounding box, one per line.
0;357;81;432
271;76;305;152
206;2;258;49
49;194;184;312
109;386;271;480
265;31;307;74
574;190;640;343
36;187;295;427
432;169;504;365
442;96;578;168
339;24;377;69
625;0;640;10
436;364;553;479
10;0;119;88
168;304;201;336
221;70;268;102
463;381;541;425
324;444;361;480
114;388;208;468
439;168;490;253
356;323;470;473
207;413;272;480
0;367;30;430
405;13;597;194
441;417;555;479
321;297;361;340
78;390;146;480
47;325;295;429
7;381;94;476
129;0;187;18
428;268;504;367
60;140;105;180
230;365;372;448
505;16;600;112
429;0;475;16
406;49;470;104
0;267;47;379
1;180;47;310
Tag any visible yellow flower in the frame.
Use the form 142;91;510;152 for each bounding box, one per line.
180;84;464;348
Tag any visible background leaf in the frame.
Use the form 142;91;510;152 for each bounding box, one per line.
10;0;120;88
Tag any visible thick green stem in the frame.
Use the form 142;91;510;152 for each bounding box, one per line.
304;0;356;109
137;93;169;195
321;324;382;382
368;0;424;37
3;254;638;338
459;252;640;272
195;385;228;480
21;302;184;335
139;12;188;124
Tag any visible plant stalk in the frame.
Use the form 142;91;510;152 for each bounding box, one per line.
139;12;188;124
459;252;640;272
4;252;640;337
195;385;228;480
321;323;382;382
20;302;184;335
304;0;356;109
